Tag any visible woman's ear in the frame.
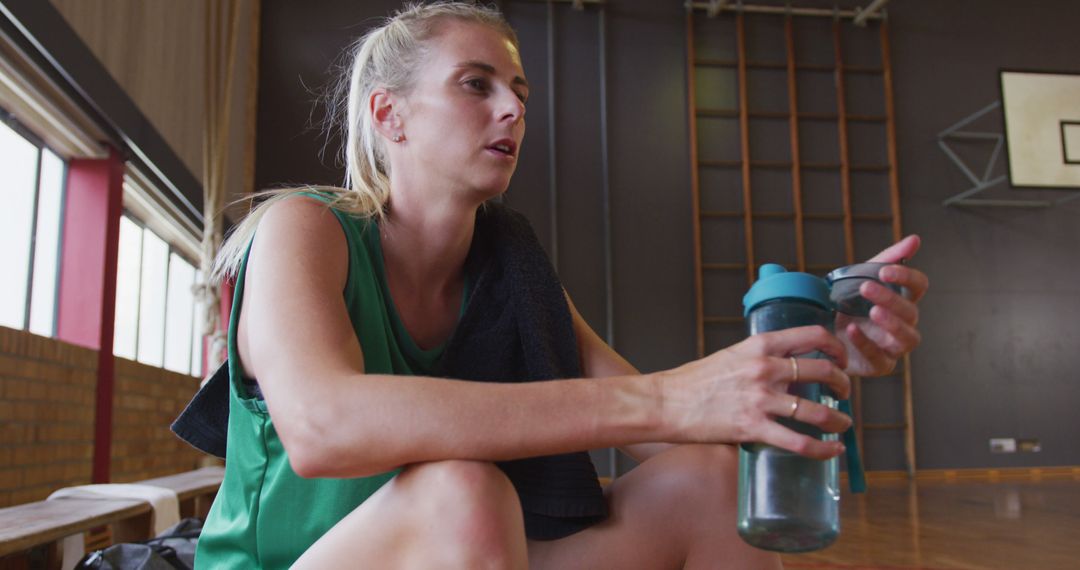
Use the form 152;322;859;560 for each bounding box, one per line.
370;88;404;143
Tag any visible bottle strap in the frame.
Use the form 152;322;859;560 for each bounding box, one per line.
838;399;866;493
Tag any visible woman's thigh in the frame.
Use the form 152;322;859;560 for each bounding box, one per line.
526;444;782;570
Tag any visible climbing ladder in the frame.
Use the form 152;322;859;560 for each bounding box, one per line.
686;3;916;476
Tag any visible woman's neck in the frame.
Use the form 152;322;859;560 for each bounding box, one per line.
377;193;477;350
379;195;476;300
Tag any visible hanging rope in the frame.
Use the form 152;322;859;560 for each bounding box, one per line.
194;0;244;375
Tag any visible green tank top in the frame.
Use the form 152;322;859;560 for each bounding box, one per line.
195;194;468;569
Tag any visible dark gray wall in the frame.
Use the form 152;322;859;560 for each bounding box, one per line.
886;0;1080;471
256;0;1080;472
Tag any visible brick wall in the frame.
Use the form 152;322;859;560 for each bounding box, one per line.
0;327;96;506
0;327;211;507
111;357;208;482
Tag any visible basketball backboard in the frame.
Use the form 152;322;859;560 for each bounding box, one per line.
1000;70;1080;189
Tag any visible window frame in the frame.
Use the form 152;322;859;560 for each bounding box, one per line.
1;106;68;337
117;210;203;376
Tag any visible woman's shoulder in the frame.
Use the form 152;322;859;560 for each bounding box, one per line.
214;188;367;285
260;192;346;237
249;192;351;274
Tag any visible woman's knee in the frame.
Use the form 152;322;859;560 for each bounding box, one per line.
398;460;526;568
683;443;739;481
643;444;740;513
401;460;518;510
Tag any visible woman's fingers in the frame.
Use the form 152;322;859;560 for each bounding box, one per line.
755;421;846;460
878;263;929;304
766;393;852;434
844;322;895;371
687;325;864;459
844;293;921;358
867;234;920;265
860;279;919;325
868;306;922;357
773;356;851;400
747;325;848;369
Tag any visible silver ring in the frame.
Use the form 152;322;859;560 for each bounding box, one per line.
790;357;800;382
789;397;800;419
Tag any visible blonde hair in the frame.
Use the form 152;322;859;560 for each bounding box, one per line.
213;1;517;281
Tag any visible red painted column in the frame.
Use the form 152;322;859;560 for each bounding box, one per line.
220;280;233;334
199;279;233;378
56;147;124;483
218;279;233;368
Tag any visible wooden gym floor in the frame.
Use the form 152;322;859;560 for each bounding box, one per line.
779;475;1080;569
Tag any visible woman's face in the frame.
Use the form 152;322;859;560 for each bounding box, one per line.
392;19;528;203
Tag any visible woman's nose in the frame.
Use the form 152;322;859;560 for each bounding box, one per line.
498;92;525;124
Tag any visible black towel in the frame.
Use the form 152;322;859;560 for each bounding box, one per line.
172;202;608;540
171;360;229;459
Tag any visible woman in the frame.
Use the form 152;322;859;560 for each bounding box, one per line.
195;2;928;568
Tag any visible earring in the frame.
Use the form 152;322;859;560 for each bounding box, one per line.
393;134;404;142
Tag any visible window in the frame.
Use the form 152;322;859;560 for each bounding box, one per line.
164;252;197;373
0;28;206;378
113;214;204;376
113;217;142;360
0;114;66;335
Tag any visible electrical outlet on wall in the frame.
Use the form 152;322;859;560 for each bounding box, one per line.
990;438;1017;453
1017;438;1042;452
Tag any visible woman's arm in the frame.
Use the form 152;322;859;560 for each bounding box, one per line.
239;197;660;478
563;293;676;464
239;197;853;479
565;239;930;465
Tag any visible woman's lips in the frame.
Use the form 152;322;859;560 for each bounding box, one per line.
487;139;517;157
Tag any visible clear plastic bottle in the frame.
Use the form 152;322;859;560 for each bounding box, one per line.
737;263;840;552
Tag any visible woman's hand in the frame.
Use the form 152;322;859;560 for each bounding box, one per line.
837;235;929;377
657;326;852;459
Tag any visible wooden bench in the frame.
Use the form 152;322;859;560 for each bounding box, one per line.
137;467;224;520
0;467;224;569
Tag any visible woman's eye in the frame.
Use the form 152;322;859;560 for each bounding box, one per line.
464;78;488;91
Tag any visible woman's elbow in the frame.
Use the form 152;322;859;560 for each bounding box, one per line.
279;424;395;479
273;412;338;477
290;452;400;480
286;442;335;479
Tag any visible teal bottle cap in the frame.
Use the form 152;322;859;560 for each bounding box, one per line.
742;263;832;316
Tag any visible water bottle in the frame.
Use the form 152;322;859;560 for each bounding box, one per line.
736;263;840;552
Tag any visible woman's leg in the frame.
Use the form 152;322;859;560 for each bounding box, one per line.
295;446;779;569
293;460;528;569
527;444;783;570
